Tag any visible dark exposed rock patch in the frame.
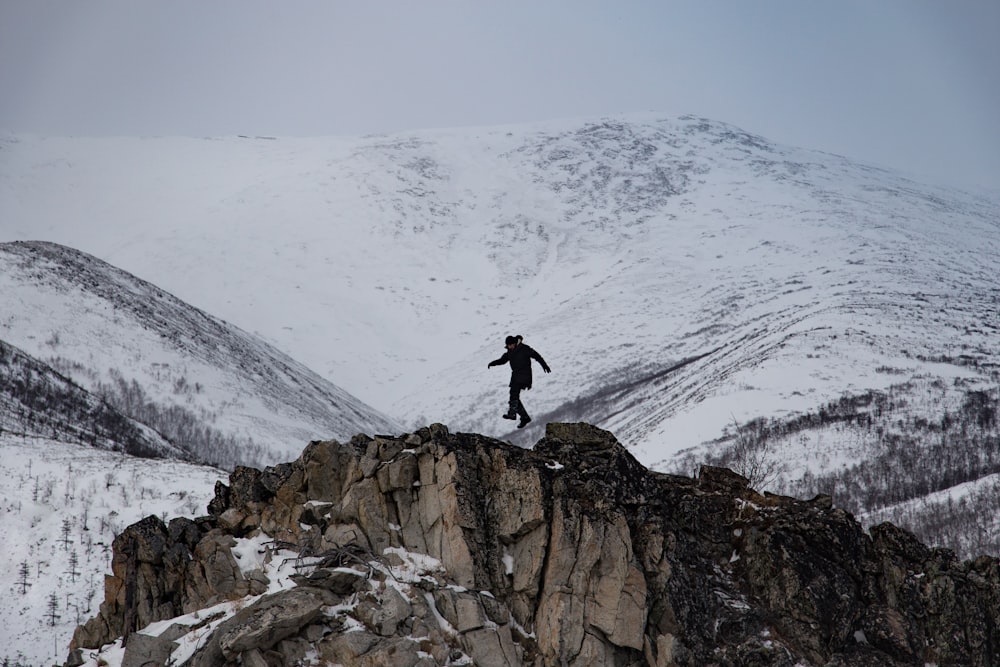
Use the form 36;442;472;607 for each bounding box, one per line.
69;423;1000;666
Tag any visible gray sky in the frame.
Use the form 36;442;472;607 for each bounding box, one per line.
1;0;998;190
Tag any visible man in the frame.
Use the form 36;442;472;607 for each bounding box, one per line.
487;335;551;429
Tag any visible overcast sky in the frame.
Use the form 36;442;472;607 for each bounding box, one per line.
1;1;998;190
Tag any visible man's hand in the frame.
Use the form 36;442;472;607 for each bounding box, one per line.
543;365;551;373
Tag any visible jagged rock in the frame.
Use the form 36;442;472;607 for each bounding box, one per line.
207;480;230;516
329;636;431;667
317;630;381;664
229;466;273;505
190;529;248;601
64;649;86;667
120;632;177;667
432;588;487;633
323;521;372;550
192;587;334;665
238;648;270;667
158;622;195;643
698;464;751;493
356;585;412;636
289;565;367;595
462;624;522;667
69;422;1000;667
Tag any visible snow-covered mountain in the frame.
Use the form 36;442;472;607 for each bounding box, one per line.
2;114;1000;664
0;241;402;467
2;114;997;472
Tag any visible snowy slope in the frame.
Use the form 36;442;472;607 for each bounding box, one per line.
0;337;184;458
0;434;226;667
0;241;402;467
1;115;998;472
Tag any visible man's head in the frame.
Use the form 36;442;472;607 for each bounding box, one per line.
505;335;518;349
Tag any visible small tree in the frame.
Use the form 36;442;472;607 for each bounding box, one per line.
46;592;60;626
60;518;73;550
727;416;783;491
16;562;31;595
67;550;80;583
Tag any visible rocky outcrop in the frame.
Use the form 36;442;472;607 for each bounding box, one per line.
68;423;1000;666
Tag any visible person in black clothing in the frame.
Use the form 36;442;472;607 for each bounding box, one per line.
487;335;551;428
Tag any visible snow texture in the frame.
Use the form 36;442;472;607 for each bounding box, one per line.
3;116;998;463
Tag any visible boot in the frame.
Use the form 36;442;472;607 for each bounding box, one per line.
516;401;532;428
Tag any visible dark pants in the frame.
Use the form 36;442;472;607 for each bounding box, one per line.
508;383;530;419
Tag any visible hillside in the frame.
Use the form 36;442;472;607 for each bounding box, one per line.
0;338;182;459
0;240;402;468
0;433;225;667
1;116;997;468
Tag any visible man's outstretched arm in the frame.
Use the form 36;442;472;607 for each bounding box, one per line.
488;353;509;368
530;348;551;373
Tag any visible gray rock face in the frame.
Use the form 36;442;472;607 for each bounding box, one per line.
69;423;1000;666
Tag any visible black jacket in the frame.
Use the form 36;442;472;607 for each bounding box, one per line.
489;342;550;388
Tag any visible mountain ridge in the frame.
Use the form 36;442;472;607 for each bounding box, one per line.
66;422;1000;667
0;240;402;467
0;336;183;459
3;115;997;468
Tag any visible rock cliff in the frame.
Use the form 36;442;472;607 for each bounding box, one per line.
68;423;1000;666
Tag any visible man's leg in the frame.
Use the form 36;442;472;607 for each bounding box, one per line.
504;385;520;419
515;393;529;421
514;384;531;428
